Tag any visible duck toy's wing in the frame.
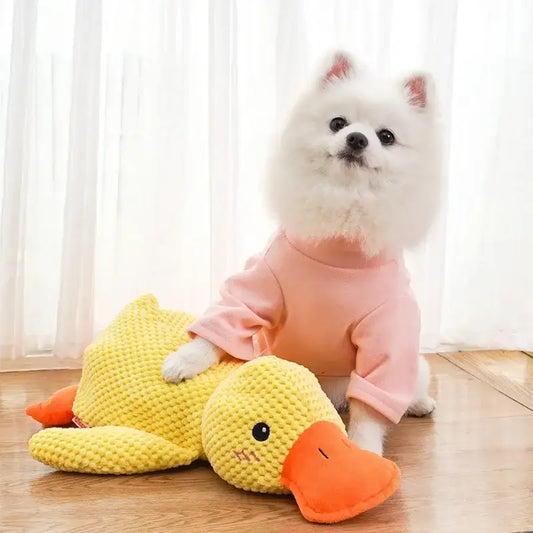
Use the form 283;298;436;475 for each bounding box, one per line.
29;425;199;474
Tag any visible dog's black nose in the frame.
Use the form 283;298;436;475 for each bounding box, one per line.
346;132;368;152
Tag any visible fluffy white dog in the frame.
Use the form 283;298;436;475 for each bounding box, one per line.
163;51;440;456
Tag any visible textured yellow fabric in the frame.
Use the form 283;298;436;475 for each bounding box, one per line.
29;294;344;493
29;426;197;474
203;356;344;494
29;295;241;473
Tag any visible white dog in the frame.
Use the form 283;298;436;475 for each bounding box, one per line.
163;51;440;456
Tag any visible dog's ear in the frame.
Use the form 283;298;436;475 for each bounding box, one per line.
402;73;435;111
320;51;356;87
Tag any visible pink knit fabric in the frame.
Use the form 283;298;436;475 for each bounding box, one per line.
189;233;420;423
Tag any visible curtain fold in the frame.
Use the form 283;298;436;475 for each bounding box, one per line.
208;0;240;296
54;0;102;359
0;0;37;359
0;0;532;368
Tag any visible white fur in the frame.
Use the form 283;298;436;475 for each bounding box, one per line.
348;399;389;456
162;51;440;455
266;51;441;257
162;337;222;383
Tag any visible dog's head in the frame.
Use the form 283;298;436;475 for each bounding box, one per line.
267;51;441;256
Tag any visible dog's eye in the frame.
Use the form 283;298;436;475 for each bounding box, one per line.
329;117;349;133
252;422;270;442
377;129;395;146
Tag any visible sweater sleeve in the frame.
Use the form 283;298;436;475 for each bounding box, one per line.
188;254;284;361
346;294;421;424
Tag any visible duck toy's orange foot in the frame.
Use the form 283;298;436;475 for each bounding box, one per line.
25;385;78;427
26;295;400;524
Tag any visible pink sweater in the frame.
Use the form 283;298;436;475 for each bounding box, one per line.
189;233;420;423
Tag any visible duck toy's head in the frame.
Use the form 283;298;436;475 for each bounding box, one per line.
27;295;400;524
203;356;400;523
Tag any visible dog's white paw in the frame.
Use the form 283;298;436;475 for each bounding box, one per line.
406;396;436;417
162;337;219;383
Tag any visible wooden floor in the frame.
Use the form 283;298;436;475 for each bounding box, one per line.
1;352;532;533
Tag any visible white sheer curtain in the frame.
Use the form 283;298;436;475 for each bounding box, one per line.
1;0;532;370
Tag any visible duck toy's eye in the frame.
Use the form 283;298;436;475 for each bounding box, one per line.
252;422;270;442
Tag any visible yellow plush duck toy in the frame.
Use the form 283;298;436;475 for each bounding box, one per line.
28;295;400;524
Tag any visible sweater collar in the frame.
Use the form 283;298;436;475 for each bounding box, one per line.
284;233;393;269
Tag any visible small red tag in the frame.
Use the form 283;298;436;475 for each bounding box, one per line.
72;415;90;428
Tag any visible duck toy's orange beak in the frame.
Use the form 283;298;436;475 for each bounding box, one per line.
281;421;400;524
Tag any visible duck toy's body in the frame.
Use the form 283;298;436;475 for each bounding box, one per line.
27;295;400;524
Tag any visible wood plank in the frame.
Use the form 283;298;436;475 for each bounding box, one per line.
441;350;533;410
1;355;532;532
0;355;82;372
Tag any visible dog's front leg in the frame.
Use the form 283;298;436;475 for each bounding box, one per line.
347;399;390;456
162;336;223;383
